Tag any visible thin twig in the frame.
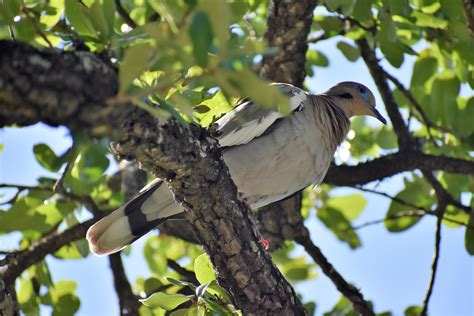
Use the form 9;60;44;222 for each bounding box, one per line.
307;32;329;43
20;1;53;47
382;69;452;140
115;0;137;28
351;210;426;231
167;259;199;284
352;186;430;212
7;25;15;41
421;207;443;316
295;228;374;316
461;0;474;37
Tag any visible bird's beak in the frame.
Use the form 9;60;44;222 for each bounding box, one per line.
371;108;387;125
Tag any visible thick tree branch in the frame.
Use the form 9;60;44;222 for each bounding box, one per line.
111;112;306;315
0;40;123;136
325;151;474;186
260;0;317;87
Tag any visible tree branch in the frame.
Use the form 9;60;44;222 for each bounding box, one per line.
295;229;374;316
109;253;141;315
1;219;95;286
115;0;137;28
421;209;443;316
356;38;416;150
111;112;306;314
462;0;474;37
325;151;474;186
260;0;317;87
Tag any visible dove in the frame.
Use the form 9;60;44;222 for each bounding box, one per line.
87;82;386;255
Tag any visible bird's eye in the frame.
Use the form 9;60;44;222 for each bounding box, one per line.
358;86;366;94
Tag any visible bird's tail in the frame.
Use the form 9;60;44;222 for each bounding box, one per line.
86;179;184;256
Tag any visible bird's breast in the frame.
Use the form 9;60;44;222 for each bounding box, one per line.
222;111;336;208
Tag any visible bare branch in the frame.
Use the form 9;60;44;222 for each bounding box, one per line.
382;69;452;137
295;229;374;316
115;0;137;28
325;151;474;186
109;253;141;315
356;38;416;150
462;0;474;37
421;210;443;316
167;259;199;284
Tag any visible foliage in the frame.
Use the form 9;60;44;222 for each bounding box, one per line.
0;0;473;315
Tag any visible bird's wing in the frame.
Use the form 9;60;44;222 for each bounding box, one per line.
215;83;308;147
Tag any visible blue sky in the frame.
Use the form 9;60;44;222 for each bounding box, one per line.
0;38;473;316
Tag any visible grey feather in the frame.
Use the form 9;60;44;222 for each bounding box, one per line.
216;83;307;147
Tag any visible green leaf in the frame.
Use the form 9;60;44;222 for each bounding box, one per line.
33;143;61;172
385;177;433;232
148;0;178;33
0;193;62;233
119;43;152;94
410;57;437;88
170;307;201;316
379;14;397;42
429;71;460;127
465;209;474;255
40;0;64;29
389;0;410;16
200;0;231;53
318;207;361;249
89;0;116;41
304;301;317;316
194;254;216;284
336;41;360;62
404;305;422;316
324;0;355;15
411;11;448;29
65;0;97;38
326;194;367;221
376;128;397;149
0;0;20;22
379;39;404;68
352;0;374;23
41;280;80;316
0;144;4;152
215;68;290;113
313;15;344;36
306;49;329;67
189;11;214;67
324;295;356;316
140;292;191;310
71;143;110;183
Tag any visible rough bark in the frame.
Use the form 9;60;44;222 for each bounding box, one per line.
111;111;307;315
260;0;317;87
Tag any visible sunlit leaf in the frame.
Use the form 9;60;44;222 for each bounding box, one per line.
119;43;152;94
140;292;191;310
194;253;216;284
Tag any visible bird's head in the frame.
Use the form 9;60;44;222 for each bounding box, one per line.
325;81;387;124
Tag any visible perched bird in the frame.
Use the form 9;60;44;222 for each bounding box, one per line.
87;82;386;255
